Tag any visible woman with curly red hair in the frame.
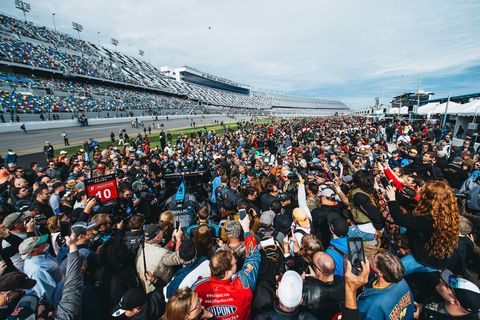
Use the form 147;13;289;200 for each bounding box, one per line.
385;180;460;275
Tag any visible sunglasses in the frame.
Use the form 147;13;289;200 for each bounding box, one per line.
447;274;460;288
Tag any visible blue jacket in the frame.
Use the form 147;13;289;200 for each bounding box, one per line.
5;152;17;164
325;236;348;277
211;176;221;203
358;278;414;320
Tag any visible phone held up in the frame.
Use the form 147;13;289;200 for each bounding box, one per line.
347;237;365;276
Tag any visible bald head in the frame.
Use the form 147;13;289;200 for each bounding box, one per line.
313;252;335;277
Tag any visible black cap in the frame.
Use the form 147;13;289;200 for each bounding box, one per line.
0;271;36;291
441;269;480;313
112;288;148;317
179;237;196;263
276;192;292;201
327;213;349;237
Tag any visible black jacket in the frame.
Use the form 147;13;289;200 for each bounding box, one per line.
253;303;317;320
302;276;345;319
130;280;166;320
388;200;457;269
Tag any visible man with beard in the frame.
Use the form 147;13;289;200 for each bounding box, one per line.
32;186;54;219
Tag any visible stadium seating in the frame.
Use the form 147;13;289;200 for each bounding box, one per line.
0;14;348;114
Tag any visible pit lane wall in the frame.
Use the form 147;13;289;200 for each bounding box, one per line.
0;114;222;134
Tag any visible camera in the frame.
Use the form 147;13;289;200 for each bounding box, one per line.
25;214;46;224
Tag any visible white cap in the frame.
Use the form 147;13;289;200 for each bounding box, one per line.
278;270;303;308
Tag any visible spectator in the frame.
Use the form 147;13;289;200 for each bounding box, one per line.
385;181;460;274
357;251;414;319
302;251;345;318
19;234;61;306
254;270;316;320
192;214;260;319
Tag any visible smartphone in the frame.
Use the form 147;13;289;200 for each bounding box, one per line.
60;221;71;238
175;217;180;230
239;208;247;220
380;176;389;188
348;237;365;276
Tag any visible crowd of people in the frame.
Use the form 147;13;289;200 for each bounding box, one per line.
0;14;96;56
0;116;480;320
0;72;201;114
0;14;276;110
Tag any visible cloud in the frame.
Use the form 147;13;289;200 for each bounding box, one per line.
3;0;480;108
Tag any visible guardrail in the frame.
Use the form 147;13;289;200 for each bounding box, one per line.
0;114;223;133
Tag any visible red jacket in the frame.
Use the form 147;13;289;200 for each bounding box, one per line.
192;233;260;320
384;167;419;201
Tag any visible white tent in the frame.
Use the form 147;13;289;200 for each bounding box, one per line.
419;101;462;115
457;100;480;115
417;102;440;115
389;107;399;114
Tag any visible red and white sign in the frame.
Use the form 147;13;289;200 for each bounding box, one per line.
85;174;118;203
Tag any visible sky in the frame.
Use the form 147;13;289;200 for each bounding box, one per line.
2;0;480;109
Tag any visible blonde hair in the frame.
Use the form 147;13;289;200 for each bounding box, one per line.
162;287;194;320
160;211;174;226
47;216;60;233
414;180;460;259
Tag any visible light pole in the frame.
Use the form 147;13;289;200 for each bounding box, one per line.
97;31;101;47
52;13;57;32
15;0;31;22
111;38;119;51
72;22;83;40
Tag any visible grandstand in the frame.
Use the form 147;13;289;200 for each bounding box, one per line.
0;13;349;115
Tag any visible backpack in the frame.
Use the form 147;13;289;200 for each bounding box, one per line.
259;235;284;272
328;244;346;258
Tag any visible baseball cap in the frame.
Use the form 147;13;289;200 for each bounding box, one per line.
277;270;303;308
66;179;77;190
0;272;36;291
292;208;310;228
441;269;480;313
320;187;336;198
276;192;291;201
3;212;26;229
327;213;349;237
71;221;97;235
112;288;148;317
60;150;67;155
260;210;275;226
18;234;49;259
